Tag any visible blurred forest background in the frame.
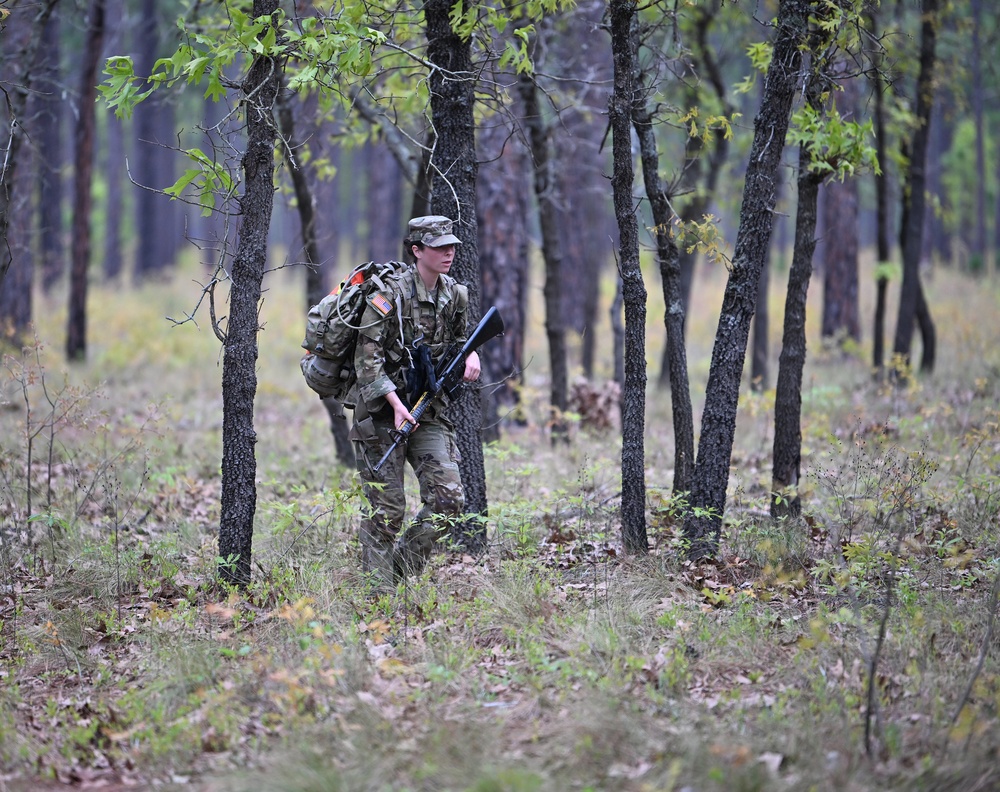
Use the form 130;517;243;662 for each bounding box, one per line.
2;0;997;365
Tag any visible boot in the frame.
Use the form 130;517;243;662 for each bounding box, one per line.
360;526;400;594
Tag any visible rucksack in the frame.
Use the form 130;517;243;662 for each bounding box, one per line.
299;260;408;406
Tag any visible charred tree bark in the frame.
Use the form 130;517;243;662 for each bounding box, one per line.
218;0;281;587
425;0;488;549
682;0;808;559
609;0;648;555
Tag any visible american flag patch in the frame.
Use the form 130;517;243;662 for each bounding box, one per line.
368;292;394;316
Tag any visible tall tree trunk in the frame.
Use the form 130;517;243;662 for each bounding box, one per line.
424;0;488;550
37;7;65;292
477;119;530;441
631;39;694;496
819;69;860;344
218;0;281;587
751;245;770;391
771;59;827;520
132;0;161;280
682;0;808;559
276;86;353;467
0;0;59;308
66;0;105;361
104;105;125;281
869;6;891;378
892;0;938;376
519;73;568;438
820;174;860;343
609;0;648;555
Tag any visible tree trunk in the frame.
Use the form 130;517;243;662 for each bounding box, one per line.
66;0;105;361
870;7;891;378
104;101;125;281
682;0;808;559
609;0;648;555
519;73;569;438
751;246;770;391
424;0;488;550
132;0;162;280
892;0;937;377
0;0;59;306
218;0;281;587
37;7;65;292
820;153;860;344
477;118;530;441
771;65;824;519
631;41;694;496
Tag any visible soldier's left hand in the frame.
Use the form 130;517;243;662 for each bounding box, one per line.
463;351;481;382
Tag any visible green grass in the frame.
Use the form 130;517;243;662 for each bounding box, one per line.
1;255;1000;790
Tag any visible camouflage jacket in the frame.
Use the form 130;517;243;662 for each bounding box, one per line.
354;265;469;411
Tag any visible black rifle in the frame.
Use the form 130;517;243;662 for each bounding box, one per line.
373;306;505;473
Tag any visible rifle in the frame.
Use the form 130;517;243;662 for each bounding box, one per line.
373;306;505;473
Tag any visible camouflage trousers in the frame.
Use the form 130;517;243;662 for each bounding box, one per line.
350;404;464;592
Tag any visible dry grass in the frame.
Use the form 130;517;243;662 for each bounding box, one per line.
1;253;999;790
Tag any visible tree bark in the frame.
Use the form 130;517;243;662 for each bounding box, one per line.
869;6;891;378
0;0;59;312
103;105;125;281
771;60;826;519
66;0;105;361
609;0;648;555
631;36;694;496
820;176;860;342
218;0;281;586
519;72;568;438
37;7;65;292
682;0;809;559
424;0;488;550
892;0;937;376
477;118;530;441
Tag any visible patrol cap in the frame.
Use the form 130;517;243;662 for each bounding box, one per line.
407;215;462;247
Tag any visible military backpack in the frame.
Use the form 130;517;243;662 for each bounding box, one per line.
299;260;407;406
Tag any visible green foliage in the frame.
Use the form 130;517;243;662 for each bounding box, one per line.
787;103;881;180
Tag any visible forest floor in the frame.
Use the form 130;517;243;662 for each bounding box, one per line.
2;257;999;791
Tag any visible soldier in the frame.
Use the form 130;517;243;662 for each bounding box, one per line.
349;215;481;593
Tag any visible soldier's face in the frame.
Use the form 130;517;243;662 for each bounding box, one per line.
415;244;455;280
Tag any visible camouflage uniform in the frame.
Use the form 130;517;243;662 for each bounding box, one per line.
350;218;469;591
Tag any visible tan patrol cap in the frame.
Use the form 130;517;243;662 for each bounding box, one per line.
407;215;462;247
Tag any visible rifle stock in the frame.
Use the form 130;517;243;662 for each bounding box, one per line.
372;306;504;473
